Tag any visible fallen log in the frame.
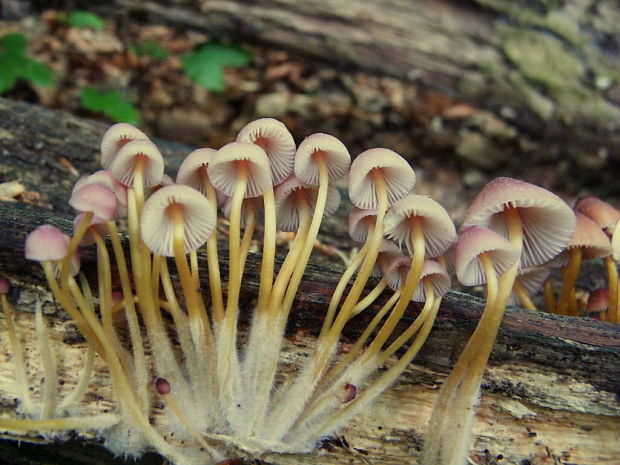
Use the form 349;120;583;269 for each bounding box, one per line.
77;0;620;195
0;98;619;464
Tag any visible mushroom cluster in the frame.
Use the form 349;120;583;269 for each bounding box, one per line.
1;120;457;464
1;120;616;465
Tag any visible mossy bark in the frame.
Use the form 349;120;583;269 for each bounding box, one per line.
74;0;620;195
0;98;619;464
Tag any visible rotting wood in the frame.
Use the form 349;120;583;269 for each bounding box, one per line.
77;0;620;195
1;99;620;463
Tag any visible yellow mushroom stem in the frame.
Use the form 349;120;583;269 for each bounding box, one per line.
604;255;618;323
543;277;556;313
256;186;276;311
203;179;224;323
1;293;32;412
299;282;440;446
319;239;371;339
421;207;523;465
42;261;105;356
35;302;57;420
267;201;312;314
159;391;222;459
59;211;93;289
277;155;330;319
514;279;537;310
556;247;582;316
105;219;148;414
361;216;425;359
169;204;212;342
350;278;388;317
224;162;249;320
319;289;401;389
238;204;256;286
0;414;120;433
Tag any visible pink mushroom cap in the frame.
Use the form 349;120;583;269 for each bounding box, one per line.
274;175;341;231
384;194;457;258
348;148;415;209
454;226;520;287
109;138;165;188
461;177;576;268
69;183;118;221
140;184;216;257
100;123;148;169
294;133;351;186
208;141;272;198
176;148;218;194
237;118;296;185
25;224;70;262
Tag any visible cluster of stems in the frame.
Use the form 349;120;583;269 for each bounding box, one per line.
1;121;456;465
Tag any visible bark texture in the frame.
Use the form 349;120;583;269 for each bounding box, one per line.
0;98;619;464
82;0;620;194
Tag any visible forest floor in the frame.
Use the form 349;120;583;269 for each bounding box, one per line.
1;7;585;223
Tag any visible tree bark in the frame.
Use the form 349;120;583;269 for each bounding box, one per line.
1;98;619;464
83;0;620;194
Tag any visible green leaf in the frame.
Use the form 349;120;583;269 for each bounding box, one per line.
0;69;17;94
80;88;140;125
132;40;168;60
19;58;54;87
65;11;105;29
181;42;252;91
1;33;27;53
0;33;53;93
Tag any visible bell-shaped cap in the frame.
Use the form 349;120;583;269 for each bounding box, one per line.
461;177;576;268
208;142;272;198
412;260;451;302
373;239;402;278
455;226;520;287
548;212;611;266
100;123;148;169
274;175;341;231
384;194;457;258
140;184;216;257
574;196;620;232
586;288;608;315
348;148;415;209
507;266;550;306
72;170;128;211
69;182;118;221
382;253;411;292
348;207;377;243
294;133;350;186
109;139;165;188
176;148;218;194
25;224;70;261
237;118;296;185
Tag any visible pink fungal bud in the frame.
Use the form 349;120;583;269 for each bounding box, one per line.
25;225;70;262
155;377;171;395
69;183;118;221
0;277;9;294
340;383;357;403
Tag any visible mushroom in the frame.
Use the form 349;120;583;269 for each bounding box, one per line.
422;178;575;465
236;117;296;185
552;212;611;316
176;147;225;321
100;123;148;170
574;196;620;323
509;266;550;310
